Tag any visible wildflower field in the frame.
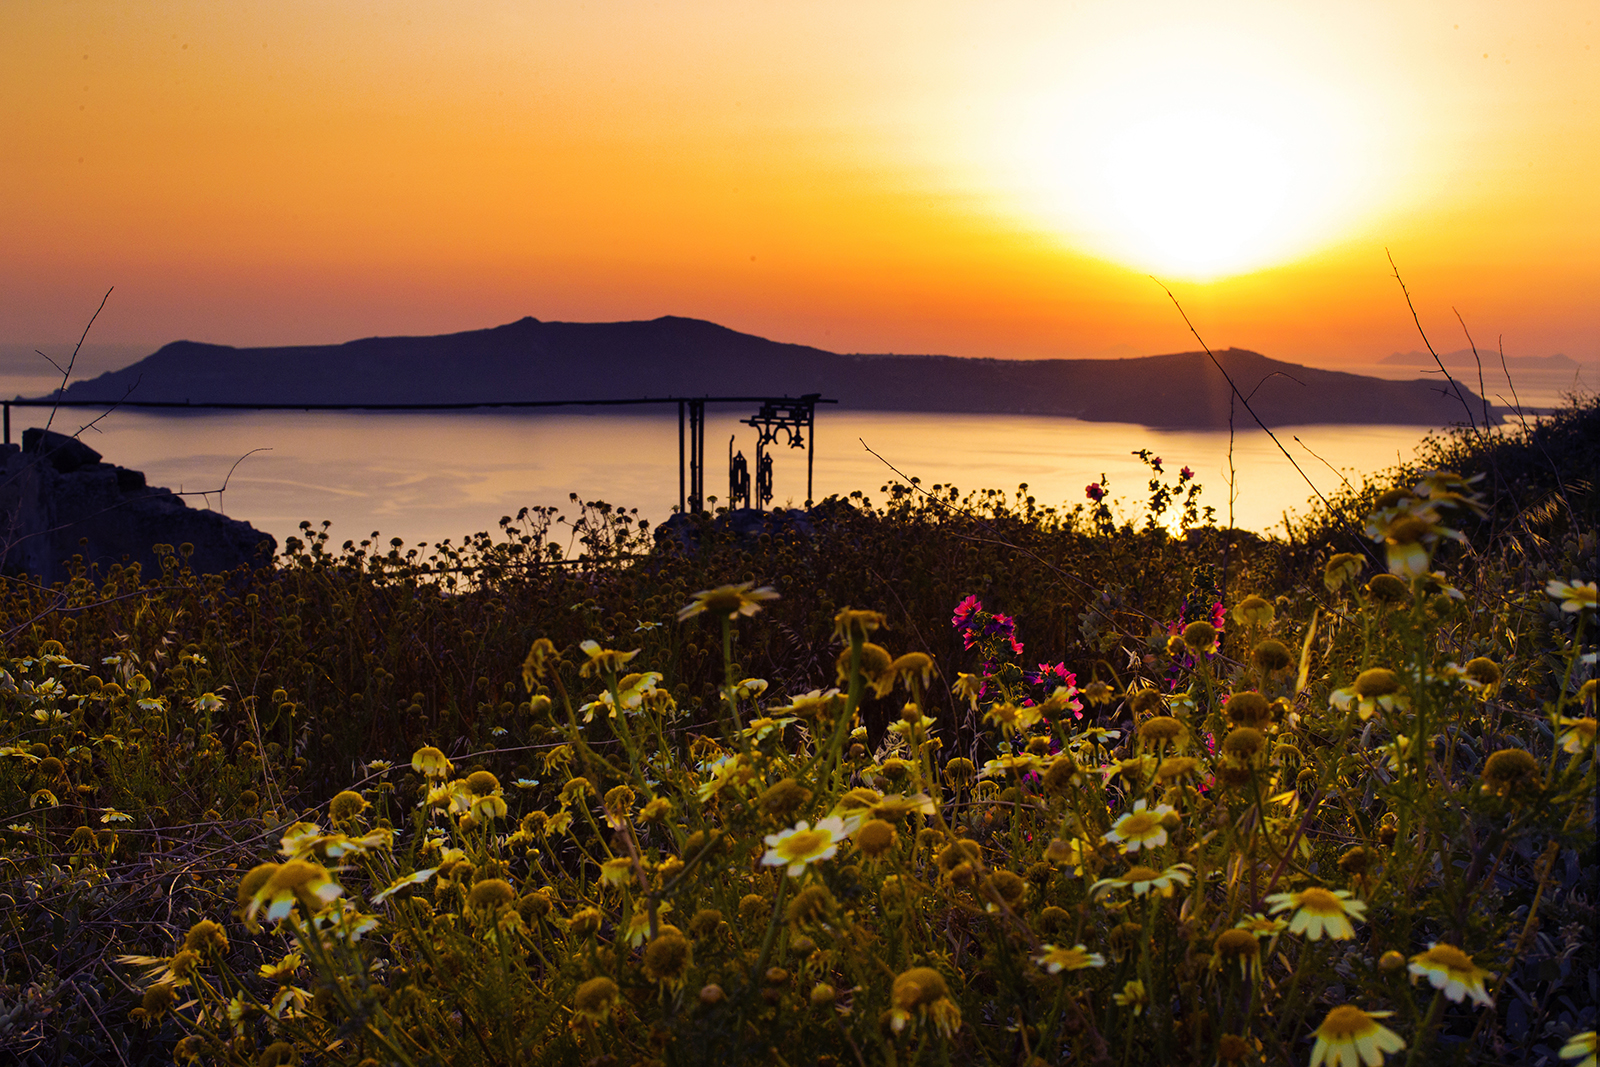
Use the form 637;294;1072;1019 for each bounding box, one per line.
0;398;1595;1067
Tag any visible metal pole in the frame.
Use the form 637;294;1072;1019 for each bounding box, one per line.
689;401;704;513
806;404;815;507
697;401;706;511
678;401;685;514
3;403;8;446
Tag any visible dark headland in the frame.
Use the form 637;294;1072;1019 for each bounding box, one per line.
37;315;1490;430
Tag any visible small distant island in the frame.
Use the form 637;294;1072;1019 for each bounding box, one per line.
36;316;1492;430
1380;348;1582;370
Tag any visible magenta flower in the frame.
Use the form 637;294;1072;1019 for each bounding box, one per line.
952;595;982;629
1085;483;1106;503
1180;466;1194;480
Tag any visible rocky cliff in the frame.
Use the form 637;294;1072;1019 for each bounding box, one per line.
0;429;276;585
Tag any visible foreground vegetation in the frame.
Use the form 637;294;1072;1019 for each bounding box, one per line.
0;396;1594;1067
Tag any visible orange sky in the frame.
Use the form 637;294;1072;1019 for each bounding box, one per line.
3;1;1595;368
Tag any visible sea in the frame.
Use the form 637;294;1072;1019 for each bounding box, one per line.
3;359;1590;553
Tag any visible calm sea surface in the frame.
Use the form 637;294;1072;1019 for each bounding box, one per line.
7;361;1587;552
14;406;1438;549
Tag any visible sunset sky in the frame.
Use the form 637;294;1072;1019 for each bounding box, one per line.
4;1;1595;369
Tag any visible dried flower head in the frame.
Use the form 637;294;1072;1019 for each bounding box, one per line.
1232;595;1275;627
1460;657;1502;692
183;919;228;955
1365;574;1410;604
1222;727;1268;759
856;818;899;859
1138;715;1187;745
328;791;368;822
1480;748;1541;797
642;931;694;988
1324;553;1363;591
466;878;516;913
1213;928;1260;976
1181;621;1219;654
1253;639;1295;673
572;976;620;1025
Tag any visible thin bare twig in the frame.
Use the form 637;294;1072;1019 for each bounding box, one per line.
1149;279;1382;564
1386;251;1479;435
41;286;113;438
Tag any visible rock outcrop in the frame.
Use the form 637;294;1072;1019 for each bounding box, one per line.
0;428;276;584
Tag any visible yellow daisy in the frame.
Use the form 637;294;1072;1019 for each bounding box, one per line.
677;582;779;621
1089;863;1194;902
761;816;847;878
984;702;1043;733
1264;886;1366;940
579;671;663;722
246;860;343;926
411;746;452;780
888;967;961;1039
1547;579;1597;614
778;688;845;721
577;640;640;678
1309;1005;1405;1067
1032;944;1106;974
599;857;635;888
369;867;439;905
952;672;984;709
1235;913;1289;939
1329;668;1408;721
979;753;1037;779
1102;799;1176;854
1559;1032;1597;1067
1407;943;1494;1007
1557;717;1596;754
1112;979;1149;1015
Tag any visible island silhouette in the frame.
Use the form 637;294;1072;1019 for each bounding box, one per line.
38;315;1491;429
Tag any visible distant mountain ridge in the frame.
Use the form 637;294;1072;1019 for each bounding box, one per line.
37;315;1489;430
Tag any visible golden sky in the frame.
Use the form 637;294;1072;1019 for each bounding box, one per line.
3;1;1595;366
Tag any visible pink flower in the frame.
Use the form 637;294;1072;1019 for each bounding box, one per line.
1180;466;1194;480
952;595;982;629
1086;483;1106;503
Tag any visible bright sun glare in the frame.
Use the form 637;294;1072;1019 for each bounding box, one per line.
986;31;1385;281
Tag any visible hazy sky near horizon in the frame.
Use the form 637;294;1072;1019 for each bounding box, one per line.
3;1;1595;368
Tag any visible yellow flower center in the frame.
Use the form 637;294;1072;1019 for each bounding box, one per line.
1117;812;1160;837
1354;669;1400;698
1297;887;1344;914
1122;866;1162;883
779;829;830;859
1318;1005;1377;1040
1416;944;1475;972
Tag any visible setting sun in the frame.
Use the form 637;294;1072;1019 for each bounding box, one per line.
977;21;1390;280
